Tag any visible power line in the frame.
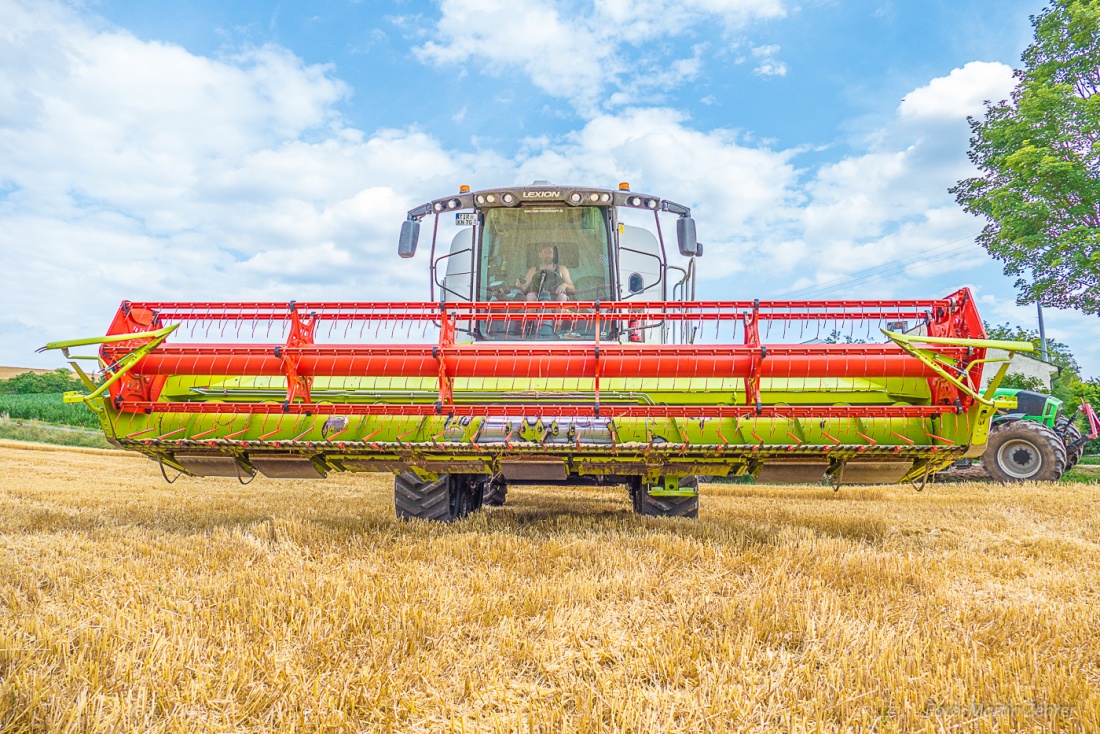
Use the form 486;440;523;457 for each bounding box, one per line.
781;232;982;298
783;234;978;297
795;243;980;298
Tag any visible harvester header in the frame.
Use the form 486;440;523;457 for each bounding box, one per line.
44;182;1032;521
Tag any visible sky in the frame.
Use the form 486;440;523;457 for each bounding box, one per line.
3;0;1098;375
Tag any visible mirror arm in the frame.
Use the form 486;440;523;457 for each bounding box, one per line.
659;200;691;217
407;203;433;220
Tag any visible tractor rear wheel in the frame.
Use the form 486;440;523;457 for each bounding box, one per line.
394;472;480;522
1055;416;1084;468
983;420;1067;483
630;477;699;518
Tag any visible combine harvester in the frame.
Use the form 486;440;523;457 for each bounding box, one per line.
43;183;1038;521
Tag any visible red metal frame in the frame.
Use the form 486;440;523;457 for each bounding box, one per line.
1081;399;1100;440
118;298;962;329
103;343;969;379
120;401;950;419
99;288;987;420
281;305;316;407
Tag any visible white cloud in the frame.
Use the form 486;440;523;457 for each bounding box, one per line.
753;60;787;77
6;2;1098;376
240;242;353;281
786;61;1018;296
512;107;800;277
751;44;787;77
414;1;614;111
0;0;513;364
0;0;798;361
413;0;786;113
900;61;1015;120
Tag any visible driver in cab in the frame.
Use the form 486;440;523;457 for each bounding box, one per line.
516;245;575;301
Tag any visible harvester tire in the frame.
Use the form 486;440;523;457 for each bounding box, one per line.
1055;416;1084;468
983;420;1067;483
631;477;699;519
394;473;479;522
482;478;508;507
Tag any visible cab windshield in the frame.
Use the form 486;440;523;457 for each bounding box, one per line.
476;205;613;340
479;206;612;301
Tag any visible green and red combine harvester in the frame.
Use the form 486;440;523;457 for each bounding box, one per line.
44;183;1047;521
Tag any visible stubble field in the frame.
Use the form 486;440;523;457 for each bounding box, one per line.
0;440;1097;733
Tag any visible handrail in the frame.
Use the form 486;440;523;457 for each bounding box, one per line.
431;246;474;303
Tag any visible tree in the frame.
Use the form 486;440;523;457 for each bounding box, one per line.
984;321;1080;403
821;329;868;344
0;369;85;395
951;0;1100;314
1000;372;1049;391
985;321;1080;373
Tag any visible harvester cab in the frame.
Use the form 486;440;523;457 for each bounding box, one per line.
398;183;700;344
42;182;1039;523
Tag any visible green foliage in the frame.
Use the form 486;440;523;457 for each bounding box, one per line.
982;320;1085;404
1061;466;1100;482
1075;376;1100;405
983;321;1080;373
821;329;868;344
0;368;86;395
999;373;1048;391
0;369;107;436
0;394;101;429
952;0;1100;313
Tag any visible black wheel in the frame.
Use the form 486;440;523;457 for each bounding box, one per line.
1056;417;1085;468
630;476;699;518
481;478;508;507
982;421;1067;482
1067;426;1084;467
394;473;480;522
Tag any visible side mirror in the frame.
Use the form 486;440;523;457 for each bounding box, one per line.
696;242;704;257
676;217;698;257
398;220;420;258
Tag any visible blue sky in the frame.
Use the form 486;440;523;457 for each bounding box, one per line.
4;0;1097;374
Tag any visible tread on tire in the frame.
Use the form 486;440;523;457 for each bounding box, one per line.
983;420;1067;482
394;472;480;522
1056;416;1084;468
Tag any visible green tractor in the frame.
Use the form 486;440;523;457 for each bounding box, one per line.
979;389;1099;482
